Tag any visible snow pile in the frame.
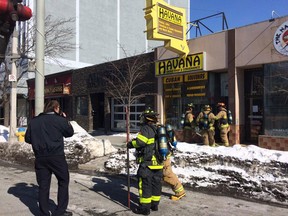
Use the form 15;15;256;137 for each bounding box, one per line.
105;143;288;205
0;121;117;168
66;121;118;158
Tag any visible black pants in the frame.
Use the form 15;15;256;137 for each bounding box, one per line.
35;155;70;216
137;164;163;209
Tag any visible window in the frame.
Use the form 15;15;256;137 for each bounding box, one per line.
111;98;148;132
76;96;88;115
264;63;288;136
163;72;218;130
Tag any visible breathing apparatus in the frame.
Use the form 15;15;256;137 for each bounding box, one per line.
165;124;177;148
157;125;168;160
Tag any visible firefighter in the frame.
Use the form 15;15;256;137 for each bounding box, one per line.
215;102;230;147
163;124;186;201
182;103;197;143
196;105;216;146
127;108;163;215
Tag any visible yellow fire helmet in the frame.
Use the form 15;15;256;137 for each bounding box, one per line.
204;105;212;111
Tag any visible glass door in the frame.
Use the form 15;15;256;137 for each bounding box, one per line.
244;68;264;144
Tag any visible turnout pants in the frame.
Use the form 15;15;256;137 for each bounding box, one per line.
137;164;163;209
163;158;185;196
220;126;230;146
200;129;215;146
35;155;70;216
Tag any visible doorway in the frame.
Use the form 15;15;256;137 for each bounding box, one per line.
90;93;105;130
244;69;264;144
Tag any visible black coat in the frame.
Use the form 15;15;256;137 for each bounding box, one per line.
25;112;74;158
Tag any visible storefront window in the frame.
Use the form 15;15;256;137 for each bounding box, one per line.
111;98;149;132
264;63;288;136
76;96;88;115
164;72;213;130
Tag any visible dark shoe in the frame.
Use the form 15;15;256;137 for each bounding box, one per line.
133;207;150;215
59;211;73;216
151;205;158;211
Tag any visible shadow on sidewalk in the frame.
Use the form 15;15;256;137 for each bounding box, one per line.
7;182;57;215
91;175;139;211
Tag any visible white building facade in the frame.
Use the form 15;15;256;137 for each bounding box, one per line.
29;0;190;74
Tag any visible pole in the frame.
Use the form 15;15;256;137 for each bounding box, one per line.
126;106;130;209
35;0;45;115
9;30;18;143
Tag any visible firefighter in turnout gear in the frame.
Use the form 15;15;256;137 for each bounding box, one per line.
163;124;186;201
127;108;163;215
215;102;230;147
182;103;197;143
196;105;216;146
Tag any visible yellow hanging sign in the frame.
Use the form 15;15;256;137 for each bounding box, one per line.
144;0;189;56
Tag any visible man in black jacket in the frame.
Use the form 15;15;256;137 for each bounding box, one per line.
25;100;74;216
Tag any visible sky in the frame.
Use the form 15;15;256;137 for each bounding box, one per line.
188;0;288;37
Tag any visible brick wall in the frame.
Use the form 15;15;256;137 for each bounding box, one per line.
175;130;202;143
259;135;288;151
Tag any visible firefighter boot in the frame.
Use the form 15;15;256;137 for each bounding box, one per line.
133;206;150;215
171;190;186;201
151;203;158;211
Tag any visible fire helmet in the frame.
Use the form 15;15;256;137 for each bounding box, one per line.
217;102;226;108
187;103;195;109
203;105;212;111
140;107;158;123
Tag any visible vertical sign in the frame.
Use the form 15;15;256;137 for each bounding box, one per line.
144;0;189;56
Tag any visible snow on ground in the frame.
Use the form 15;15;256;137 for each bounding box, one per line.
105;139;288;205
1;124;288;205
0;122;117;166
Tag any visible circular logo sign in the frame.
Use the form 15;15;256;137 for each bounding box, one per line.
273;20;288;56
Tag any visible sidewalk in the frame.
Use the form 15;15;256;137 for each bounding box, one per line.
1;160;288;216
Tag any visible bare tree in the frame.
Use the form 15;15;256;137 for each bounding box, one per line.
103;48;155;207
104;47;156;136
25;15;76;64
0;15;76;125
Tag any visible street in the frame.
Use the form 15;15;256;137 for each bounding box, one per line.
0;160;287;216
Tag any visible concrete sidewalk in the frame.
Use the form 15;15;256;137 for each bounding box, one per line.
1;161;288;216
2;131;285;215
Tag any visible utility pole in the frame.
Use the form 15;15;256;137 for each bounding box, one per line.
9;30;18;143
35;0;45;115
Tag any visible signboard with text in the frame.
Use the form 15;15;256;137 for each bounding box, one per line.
155;52;205;76
144;0;189;56
163;72;208;98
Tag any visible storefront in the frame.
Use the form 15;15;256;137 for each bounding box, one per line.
27;71;73;119
26;53;157;133
155;16;288;149
157;53;228;129
25;16;288;150
71;52;157;132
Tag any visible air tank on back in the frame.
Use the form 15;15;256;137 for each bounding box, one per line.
157;125;168;160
